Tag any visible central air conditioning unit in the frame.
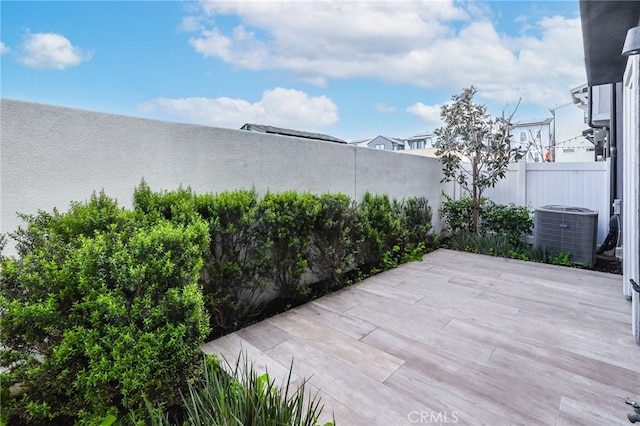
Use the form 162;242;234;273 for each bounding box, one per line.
533;205;598;266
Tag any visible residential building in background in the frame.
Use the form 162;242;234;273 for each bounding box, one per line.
349;133;437;154
510;118;553;163
404;133;435;150
349;135;405;150
351;92;600;164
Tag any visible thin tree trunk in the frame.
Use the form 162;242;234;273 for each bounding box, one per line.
472;159;479;234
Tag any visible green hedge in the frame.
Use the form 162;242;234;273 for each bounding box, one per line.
441;195;532;246
1;184;435;425
1;192;210;424
255;191;320;301
310;193;362;292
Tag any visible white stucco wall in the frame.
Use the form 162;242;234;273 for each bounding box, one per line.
0;99;445;254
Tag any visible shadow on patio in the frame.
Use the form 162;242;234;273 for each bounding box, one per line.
202;249;640;425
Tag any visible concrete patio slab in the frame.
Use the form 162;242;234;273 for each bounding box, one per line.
202;249;640;425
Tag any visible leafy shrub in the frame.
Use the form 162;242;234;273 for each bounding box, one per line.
134;183;270;333
449;232;514;257
550;252;573;266
358;193;405;271
440;195;488;235
448;232;582;269
195;189;270;332
134;183;435;322
10;191;126;258
1;193;210;424
359;193;436;273
132;181;201;227
255;191;320;301
310;193;363;292
480;203;533;247
402;196;435;250
442;195;532;245
1;183;436;425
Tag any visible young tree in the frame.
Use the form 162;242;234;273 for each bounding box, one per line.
434;86;523;234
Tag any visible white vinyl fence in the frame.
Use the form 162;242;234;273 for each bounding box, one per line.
445;160;611;243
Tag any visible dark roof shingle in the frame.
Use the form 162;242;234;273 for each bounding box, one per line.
241;123;346;144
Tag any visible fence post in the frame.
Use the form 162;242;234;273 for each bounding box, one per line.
517;160;527;206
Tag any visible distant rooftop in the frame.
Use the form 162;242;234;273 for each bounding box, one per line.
406;133;434;140
240;123;346;144
512;117;553;126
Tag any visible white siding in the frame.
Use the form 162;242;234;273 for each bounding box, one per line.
510;121;552;163
623;56;640;340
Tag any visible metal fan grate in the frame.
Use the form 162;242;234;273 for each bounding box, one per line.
533;205;598;266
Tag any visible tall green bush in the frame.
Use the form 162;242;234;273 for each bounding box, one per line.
1;193;210;424
441;195;532;246
132;181;200;225
480;202;533;246
442;195;534;262
1;184;436;425
10;191;126;257
195;189;270;331
402;196;434;249
360;192;408;270
310;193;363;291
440;194;490;235
134;183;270;333
255;191;320;301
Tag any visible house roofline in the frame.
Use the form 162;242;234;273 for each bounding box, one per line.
240;123;346;144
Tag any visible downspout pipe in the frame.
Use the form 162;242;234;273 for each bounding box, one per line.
587;85;616;217
609;84;618;216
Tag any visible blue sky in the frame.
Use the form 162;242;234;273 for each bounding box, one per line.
1;1;585;141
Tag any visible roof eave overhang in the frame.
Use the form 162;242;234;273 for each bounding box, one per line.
580;0;640;86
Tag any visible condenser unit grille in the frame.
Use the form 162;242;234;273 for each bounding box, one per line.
533;205;598;266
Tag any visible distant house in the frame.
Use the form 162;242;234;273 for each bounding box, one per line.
398;133;441;158
404;133;435;150
349;133;439;153
349;135;405;151
510;118;553;162
240;123;346;144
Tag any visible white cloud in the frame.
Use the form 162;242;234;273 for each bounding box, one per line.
375;103;396;114
185;1;585;108
137;87;338;130
406;102;442;127
186;1;468;79
0;42;10;54
19;32;91;70
179;16;203;32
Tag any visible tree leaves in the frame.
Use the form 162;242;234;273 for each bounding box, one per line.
434;86;523;233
